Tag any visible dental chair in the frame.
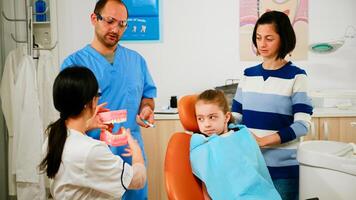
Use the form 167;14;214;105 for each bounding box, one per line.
164;95;204;200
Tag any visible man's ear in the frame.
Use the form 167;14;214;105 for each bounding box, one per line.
90;13;98;25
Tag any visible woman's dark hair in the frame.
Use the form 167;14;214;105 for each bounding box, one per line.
252;10;296;59
39;66;99;178
196;89;234;123
94;0;129;18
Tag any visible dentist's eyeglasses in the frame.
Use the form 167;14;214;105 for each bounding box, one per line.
95;13;128;29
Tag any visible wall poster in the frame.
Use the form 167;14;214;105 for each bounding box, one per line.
240;0;309;60
122;0;160;41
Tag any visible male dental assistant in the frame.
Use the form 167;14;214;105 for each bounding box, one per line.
61;0;157;199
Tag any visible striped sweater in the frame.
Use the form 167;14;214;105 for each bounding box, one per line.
232;61;313;179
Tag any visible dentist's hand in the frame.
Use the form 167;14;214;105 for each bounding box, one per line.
136;105;155;128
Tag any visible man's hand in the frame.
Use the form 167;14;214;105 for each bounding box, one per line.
85;102;109;131
136;105;155;128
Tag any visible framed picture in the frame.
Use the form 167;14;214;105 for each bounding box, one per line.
240;0;308;60
122;0;160;41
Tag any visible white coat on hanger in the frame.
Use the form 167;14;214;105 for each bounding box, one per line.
0;45;46;200
36;48;59;130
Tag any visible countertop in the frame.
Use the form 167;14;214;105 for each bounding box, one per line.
155;114;180;120
154;107;356;120
312;107;356;117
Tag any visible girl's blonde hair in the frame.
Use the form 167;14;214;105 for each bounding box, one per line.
197;89;234;123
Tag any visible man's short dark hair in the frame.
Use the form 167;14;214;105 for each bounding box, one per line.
94;0;129;18
252;11;296;59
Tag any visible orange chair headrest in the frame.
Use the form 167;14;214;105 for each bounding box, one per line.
178;95;200;133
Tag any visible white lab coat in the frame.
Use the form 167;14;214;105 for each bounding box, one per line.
36;49;59;130
0;46;46;199
0;46;25;197
1;45;26;139
49;129;133;200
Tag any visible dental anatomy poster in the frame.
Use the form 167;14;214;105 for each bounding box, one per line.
240;0;308;60
122;0;160;41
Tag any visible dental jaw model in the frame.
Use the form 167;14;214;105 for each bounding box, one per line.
99;110;127;124
99;110;128;146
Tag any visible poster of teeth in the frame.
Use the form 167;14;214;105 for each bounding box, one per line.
122;0;160;41
240;0;308;60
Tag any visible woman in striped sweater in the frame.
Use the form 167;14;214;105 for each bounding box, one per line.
232;11;313;200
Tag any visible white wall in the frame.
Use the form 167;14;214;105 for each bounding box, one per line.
57;0;356;108
297;0;356;91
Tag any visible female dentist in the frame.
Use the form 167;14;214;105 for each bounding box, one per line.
39;66;146;199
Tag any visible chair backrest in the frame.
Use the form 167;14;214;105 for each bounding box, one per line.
164;95;204;200
177;94;200;133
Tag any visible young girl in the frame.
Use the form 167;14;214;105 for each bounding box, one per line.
39;67;146;199
232;11;313;200
195;89;233;137
190;89;281;200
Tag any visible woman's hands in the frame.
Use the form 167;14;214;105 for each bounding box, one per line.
86;102;144;164
85;102;109;132
123;129;147;189
252;132;281;147
121;129;144;165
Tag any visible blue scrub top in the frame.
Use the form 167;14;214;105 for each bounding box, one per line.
62;44;156;155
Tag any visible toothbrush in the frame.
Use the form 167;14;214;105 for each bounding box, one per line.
141;118;156;128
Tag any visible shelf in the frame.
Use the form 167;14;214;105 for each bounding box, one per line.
310;90;356;98
33;21;50;25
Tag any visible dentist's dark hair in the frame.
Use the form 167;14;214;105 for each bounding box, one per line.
252;10;296;59
39;66;99;178
94;0;129;18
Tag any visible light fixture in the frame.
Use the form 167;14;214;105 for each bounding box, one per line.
309;26;355;54
309;40;344;54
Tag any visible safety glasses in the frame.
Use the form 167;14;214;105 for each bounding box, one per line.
95;13;128;29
